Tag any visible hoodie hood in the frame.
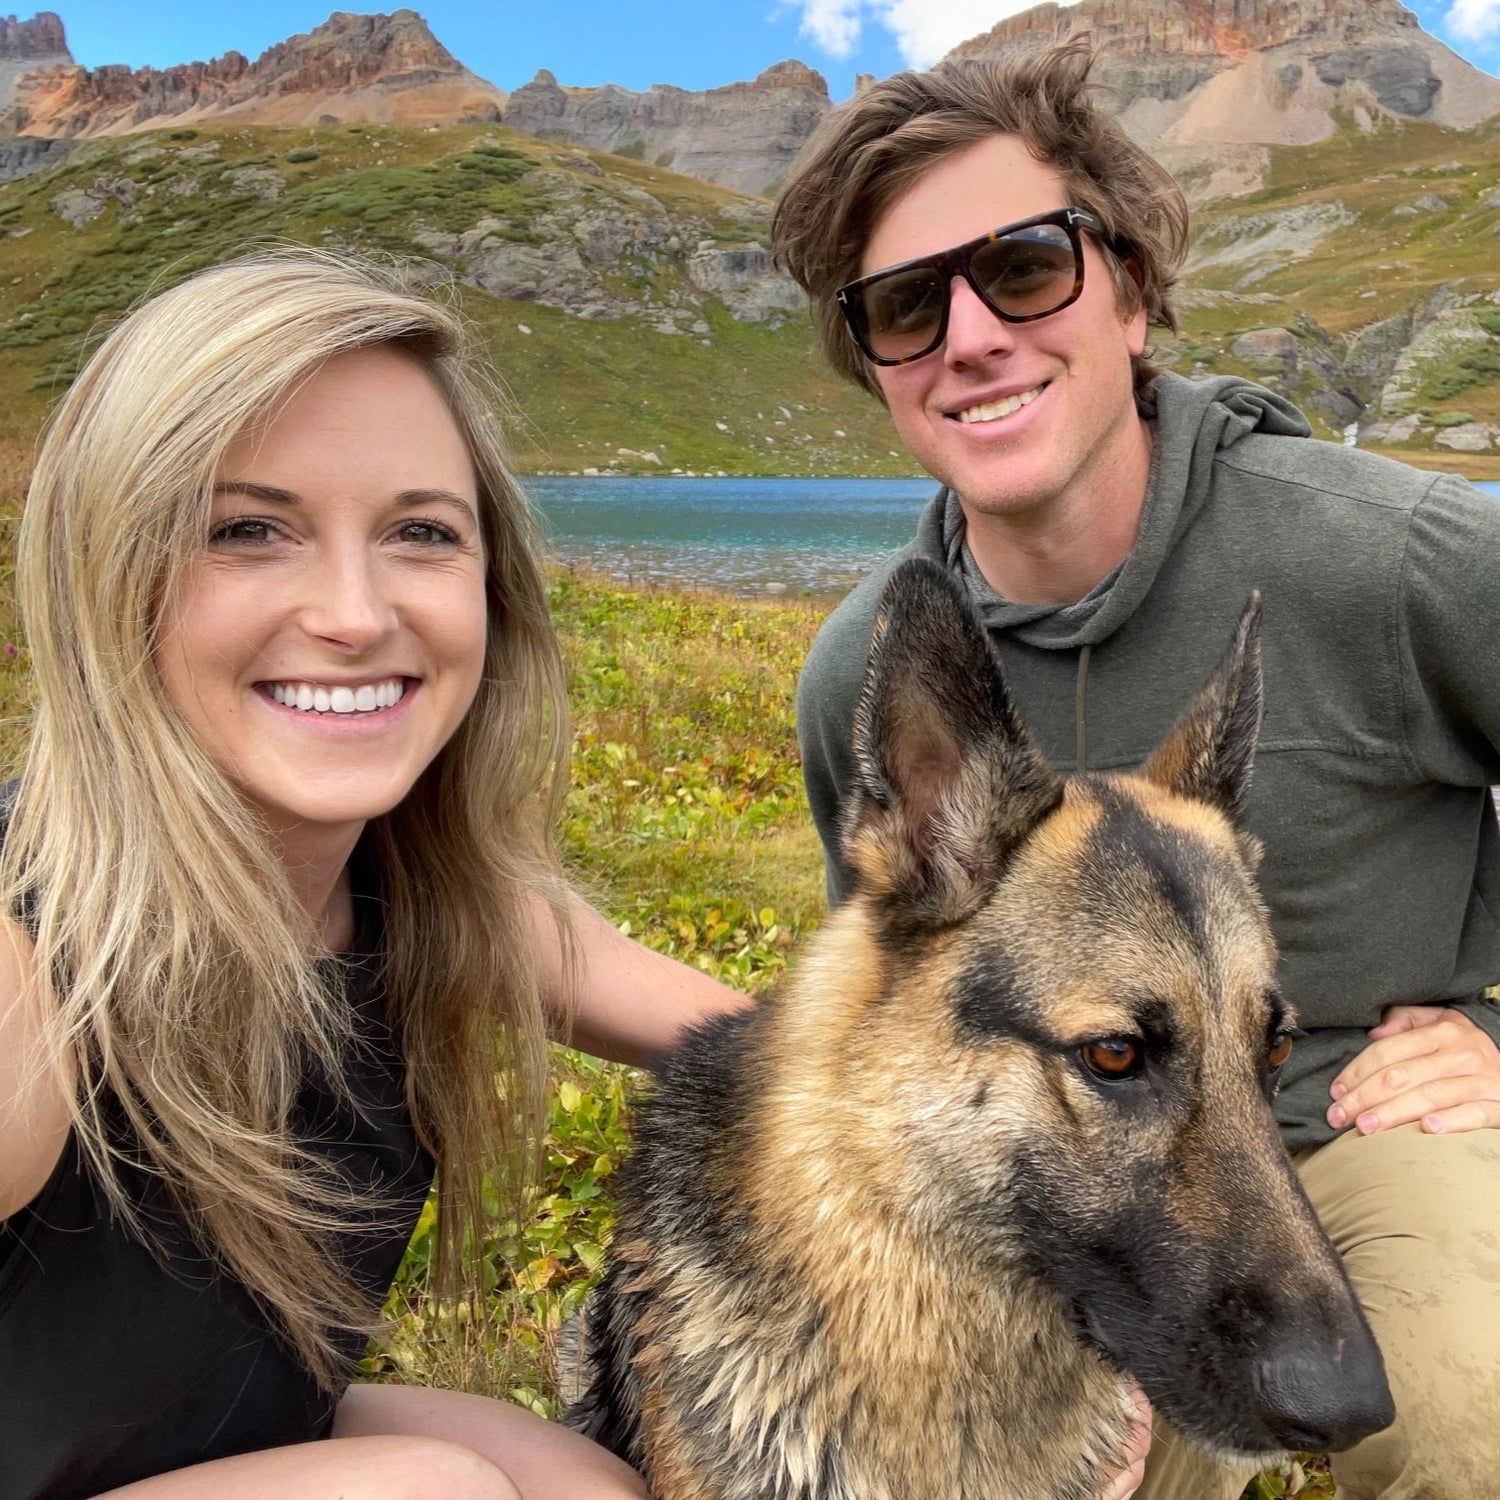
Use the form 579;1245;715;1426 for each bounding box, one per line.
914;373;1311;651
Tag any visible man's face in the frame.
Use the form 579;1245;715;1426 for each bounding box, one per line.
861;134;1149;525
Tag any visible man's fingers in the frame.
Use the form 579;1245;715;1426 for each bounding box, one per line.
1330;1042;1488;1127
1422;1100;1500;1134
1331;1019;1458;1102
1339;1073;1500;1135
1367;1003;1452;1039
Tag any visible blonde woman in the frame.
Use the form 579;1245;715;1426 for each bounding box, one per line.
0;251;743;1500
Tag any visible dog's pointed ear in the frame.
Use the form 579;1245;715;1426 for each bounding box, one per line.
842;559;1063;924
1141;593;1263;823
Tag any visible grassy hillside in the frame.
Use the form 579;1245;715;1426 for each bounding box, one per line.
1166;111;1500;473
0;121;910;477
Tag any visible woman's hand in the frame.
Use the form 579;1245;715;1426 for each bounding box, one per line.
1099;1387;1152;1500
1328;1004;1500;1135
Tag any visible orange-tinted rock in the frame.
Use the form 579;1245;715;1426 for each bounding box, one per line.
6;9;504;136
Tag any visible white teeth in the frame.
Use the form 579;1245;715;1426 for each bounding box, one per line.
267;678;405;716
957;384;1044;424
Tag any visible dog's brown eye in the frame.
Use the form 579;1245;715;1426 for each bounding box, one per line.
1080;1038;1143;1081
1267;1031;1294;1070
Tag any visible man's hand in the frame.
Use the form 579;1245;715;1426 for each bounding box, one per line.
1098;1387;1151;1500
1328;1005;1500;1135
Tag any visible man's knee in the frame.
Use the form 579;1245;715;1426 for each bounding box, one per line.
1298;1125;1500;1499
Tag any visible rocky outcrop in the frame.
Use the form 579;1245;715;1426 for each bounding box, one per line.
502;60;830;196
949;0;1500;198
0;130;69;180
3;9;505;136
411;166;804;329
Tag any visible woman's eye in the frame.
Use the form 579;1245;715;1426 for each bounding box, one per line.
208;517;278;546
396;519;461;546
1079;1036;1145;1082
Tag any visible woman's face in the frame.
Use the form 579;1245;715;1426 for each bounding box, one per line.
156;345;490;847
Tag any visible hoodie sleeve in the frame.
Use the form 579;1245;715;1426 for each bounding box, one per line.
1396;473;1500;785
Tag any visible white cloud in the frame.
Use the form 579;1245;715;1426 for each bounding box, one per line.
793;0;1086;69
875;0;1056;67
1446;0;1500;42
798;0;864;58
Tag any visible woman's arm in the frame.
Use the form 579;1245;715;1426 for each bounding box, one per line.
532;892;753;1069
0;916;72;1219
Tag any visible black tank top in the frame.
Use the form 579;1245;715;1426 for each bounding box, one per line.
0;887;434;1500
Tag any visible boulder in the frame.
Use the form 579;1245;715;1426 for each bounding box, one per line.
1434;423;1495;451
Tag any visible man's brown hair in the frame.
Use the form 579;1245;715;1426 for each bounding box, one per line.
771;41;1190;399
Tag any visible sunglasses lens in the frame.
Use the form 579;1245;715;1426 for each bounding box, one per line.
970;224;1079;319
857;267;948;363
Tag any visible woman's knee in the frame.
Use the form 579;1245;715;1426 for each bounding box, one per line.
341;1435;523;1500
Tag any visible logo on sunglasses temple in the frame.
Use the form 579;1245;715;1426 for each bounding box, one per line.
839;206;1112;367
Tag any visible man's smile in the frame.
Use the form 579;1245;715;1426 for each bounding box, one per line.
952;383;1049;424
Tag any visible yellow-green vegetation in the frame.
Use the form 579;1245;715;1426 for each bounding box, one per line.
362;572;829;1409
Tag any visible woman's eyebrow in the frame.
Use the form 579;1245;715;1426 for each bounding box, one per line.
393;487;478;517
213;480;299;505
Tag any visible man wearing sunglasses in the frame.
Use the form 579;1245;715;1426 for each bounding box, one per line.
773;39;1500;1500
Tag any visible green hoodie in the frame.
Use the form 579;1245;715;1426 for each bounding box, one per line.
797;373;1500;1149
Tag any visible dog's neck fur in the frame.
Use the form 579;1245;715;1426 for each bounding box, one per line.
715;907;1136;1500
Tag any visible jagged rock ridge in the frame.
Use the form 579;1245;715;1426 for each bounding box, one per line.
501;60;831;196
3;9;505;136
949;0;1500;197
0;11;67;60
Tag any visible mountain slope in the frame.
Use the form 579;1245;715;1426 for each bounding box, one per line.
0;120;908;475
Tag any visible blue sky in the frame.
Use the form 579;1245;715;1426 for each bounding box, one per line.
37;2;1500;103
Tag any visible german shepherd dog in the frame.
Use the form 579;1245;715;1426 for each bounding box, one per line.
567;559;1394;1500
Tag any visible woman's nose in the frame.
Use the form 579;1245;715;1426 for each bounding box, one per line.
300;549;398;652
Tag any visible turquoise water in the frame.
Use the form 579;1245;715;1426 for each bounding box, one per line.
527;474;937;595
529;475;1500;596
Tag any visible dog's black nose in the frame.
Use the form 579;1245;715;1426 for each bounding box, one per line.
1252;1336;1396;1452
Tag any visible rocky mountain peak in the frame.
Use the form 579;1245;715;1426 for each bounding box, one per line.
0;11;68;61
251;8;464;89
3;8;504;136
948;0;1500;198
750;59;827;92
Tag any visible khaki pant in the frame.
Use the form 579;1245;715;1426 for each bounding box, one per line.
1138;1123;1500;1500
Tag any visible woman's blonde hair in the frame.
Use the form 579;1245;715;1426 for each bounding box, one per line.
5;249;571;1384
772;42;1191;400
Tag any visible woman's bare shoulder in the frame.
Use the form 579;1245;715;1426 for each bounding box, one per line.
0;914;71;1220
